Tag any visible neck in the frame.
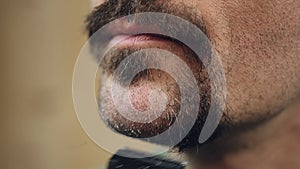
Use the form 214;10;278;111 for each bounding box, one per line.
185;99;300;169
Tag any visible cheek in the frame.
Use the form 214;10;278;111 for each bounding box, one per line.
210;0;300;122
224;47;299;122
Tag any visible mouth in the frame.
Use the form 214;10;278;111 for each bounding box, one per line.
109;33;176;48
104;18;170;48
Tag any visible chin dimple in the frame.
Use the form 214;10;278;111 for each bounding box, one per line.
129;84;152;112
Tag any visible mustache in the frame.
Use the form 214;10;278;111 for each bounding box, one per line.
86;0;163;37
86;0;208;37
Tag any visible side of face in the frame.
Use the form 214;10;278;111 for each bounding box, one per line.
202;0;300;124
91;0;300;145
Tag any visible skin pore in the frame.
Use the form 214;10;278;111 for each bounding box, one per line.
88;0;300;168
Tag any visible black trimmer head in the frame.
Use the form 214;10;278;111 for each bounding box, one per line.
108;149;186;169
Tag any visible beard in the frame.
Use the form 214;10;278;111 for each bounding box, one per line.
98;41;214;150
87;0;232;151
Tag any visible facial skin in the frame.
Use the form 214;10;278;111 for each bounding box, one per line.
87;0;300;168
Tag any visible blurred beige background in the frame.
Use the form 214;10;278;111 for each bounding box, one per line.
0;0;111;168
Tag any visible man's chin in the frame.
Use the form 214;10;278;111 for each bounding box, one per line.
97;29;213;150
98;71;213;149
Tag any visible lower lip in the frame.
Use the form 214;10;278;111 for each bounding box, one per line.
108;35;169;48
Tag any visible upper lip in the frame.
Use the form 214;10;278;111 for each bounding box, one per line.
105;18;162;44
